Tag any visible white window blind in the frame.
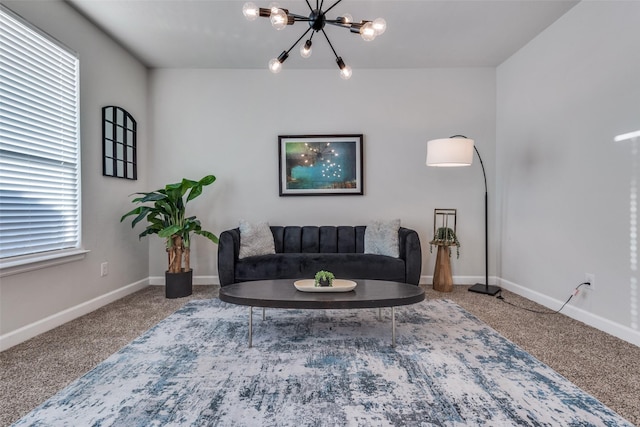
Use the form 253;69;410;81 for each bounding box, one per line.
0;6;81;260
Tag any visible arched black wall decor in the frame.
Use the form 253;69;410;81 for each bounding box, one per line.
103;106;137;180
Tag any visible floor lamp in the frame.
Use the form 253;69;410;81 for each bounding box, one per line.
426;135;501;295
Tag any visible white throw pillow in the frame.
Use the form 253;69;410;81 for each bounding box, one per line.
364;219;401;258
238;220;276;259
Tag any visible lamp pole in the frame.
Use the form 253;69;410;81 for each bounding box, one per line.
467;144;500;295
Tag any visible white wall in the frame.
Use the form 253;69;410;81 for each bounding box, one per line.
11;0;638;351
148;68;496;283
497;1;640;345
0;1;149;349
0;3;498;349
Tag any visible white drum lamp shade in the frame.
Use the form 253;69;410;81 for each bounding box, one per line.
426;137;474;167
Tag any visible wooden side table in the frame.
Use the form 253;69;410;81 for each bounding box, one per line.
432;244;453;292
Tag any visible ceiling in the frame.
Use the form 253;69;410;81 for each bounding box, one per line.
66;0;579;70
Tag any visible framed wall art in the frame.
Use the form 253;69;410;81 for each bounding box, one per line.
279;134;363;196
103;105;137;180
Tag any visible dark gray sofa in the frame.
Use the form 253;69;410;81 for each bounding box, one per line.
217;225;422;286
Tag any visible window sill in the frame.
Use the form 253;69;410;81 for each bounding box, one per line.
0;249;90;278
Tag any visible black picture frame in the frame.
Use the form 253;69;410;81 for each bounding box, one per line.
279;134;364;196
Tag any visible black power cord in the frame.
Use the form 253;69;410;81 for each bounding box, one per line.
495;282;591;314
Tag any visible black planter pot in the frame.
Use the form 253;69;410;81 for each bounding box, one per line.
165;269;193;299
318;278;332;287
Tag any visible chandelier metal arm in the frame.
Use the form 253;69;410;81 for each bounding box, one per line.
289;14;313;21
305;0;313;13
322;0;344;17
324;20;354;30
284;27;314;56
321;28;340;60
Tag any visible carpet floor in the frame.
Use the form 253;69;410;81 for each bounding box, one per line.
9;299;633;426
1;285;639;426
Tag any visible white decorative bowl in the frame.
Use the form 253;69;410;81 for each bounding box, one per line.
293;279;357;293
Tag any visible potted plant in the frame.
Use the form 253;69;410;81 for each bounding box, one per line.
429;227;460;293
121;174;218;298
429;227;460;258
314;270;335;287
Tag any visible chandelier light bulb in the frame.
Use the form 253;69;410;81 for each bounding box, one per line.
336;57;352;80
340;65;352;80
340;14;353;24
300;40;312;58
270;8;288;30
269;51;288;73
242;2;259;20
268;2;280;13
360;22;376;41
268;58;283;73
373;17;387;35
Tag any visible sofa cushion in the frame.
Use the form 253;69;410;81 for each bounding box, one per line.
301;226;320;253
364;219;401;257
274;225;367;254
238;220;275;259
235;253;406;283
319;226;338;252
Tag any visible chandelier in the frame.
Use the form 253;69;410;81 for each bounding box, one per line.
242;0;386;79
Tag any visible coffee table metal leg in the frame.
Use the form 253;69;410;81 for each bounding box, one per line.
249;306;253;348
378;307;382;320
262;307;266;321
392;306;396;347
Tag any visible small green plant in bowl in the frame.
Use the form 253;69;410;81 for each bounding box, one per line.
429;227;460;258
314;270;335;287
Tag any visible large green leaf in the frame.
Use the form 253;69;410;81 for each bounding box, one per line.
120;206;143;222
139;192;167;203
186;175;216;202
158;224;183;238
120;206;155;228
129;206;153;228
155;200;176;217
183;217;201;229
187;185;203;201
199;175;216;186
194;229;219;244
165;181;183;192
138;228;158;239
180;179;199;197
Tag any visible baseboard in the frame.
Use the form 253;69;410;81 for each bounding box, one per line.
174;276;486;287
0;278;149;352
420;275;499;286
6;275;637;351
499;278;640;348
148;275;219;286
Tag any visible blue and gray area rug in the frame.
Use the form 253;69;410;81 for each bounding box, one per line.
14;299;632;426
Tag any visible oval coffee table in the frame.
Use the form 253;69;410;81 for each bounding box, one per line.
218;279;425;347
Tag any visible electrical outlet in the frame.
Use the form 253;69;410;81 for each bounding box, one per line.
584;273;595;291
101;262;108;277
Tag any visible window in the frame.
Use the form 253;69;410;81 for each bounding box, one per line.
0;6;81;262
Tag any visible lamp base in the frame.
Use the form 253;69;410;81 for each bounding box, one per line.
468;283;501;296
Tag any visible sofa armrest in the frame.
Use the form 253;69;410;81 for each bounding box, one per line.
218;228;240;286
399;227;422;285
